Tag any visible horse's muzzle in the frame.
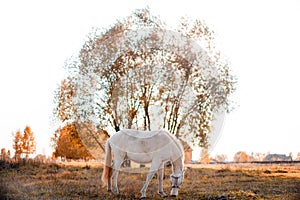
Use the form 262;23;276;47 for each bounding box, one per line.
170;188;178;196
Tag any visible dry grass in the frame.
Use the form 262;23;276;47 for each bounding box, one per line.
0;161;299;199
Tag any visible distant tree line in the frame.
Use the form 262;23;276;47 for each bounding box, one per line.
209;151;299;163
1;148;11;162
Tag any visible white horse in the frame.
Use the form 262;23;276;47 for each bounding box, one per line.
101;129;185;199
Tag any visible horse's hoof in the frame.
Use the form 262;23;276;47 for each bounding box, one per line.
159;191;168;198
140;197;146;200
170;195;177;197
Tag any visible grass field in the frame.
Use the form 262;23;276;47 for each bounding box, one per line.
1;161;299;199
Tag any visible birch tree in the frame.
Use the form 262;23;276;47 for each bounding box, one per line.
55;8;236;149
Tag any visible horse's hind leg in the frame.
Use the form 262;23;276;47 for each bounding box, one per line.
107;167;113;192
112;153;125;194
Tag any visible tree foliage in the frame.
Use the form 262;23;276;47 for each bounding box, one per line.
53;76;109;157
1;148;11;161
233;151;249;163
53;76;75;123
12;126;36;159
22;126;36;156
53;8;236;148
52;123;93;160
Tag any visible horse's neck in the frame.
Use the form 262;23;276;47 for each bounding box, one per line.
172;157;183;174
167;134;184;174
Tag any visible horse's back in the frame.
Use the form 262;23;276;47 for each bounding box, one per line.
122;129;163;138
108;129;173;153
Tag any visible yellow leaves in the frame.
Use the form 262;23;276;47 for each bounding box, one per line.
12;126;36;157
54;123;93;160
22;125;36;155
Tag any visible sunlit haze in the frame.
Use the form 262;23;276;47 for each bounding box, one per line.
0;0;299;160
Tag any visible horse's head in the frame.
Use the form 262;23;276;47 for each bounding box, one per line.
170;169;185;196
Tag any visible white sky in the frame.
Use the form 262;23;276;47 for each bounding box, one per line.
0;0;299;160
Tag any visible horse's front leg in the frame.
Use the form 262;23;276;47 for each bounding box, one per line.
140;161;160;199
140;170;155;199
158;165;167;198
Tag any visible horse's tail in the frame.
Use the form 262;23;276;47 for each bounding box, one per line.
101;140;112;187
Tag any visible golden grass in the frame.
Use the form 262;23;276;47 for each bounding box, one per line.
186;163;300;178
1;162;299;199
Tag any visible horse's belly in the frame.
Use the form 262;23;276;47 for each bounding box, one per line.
127;152;153;164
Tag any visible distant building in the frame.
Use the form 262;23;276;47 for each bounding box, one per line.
264;154;292;162
295;153;300;161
